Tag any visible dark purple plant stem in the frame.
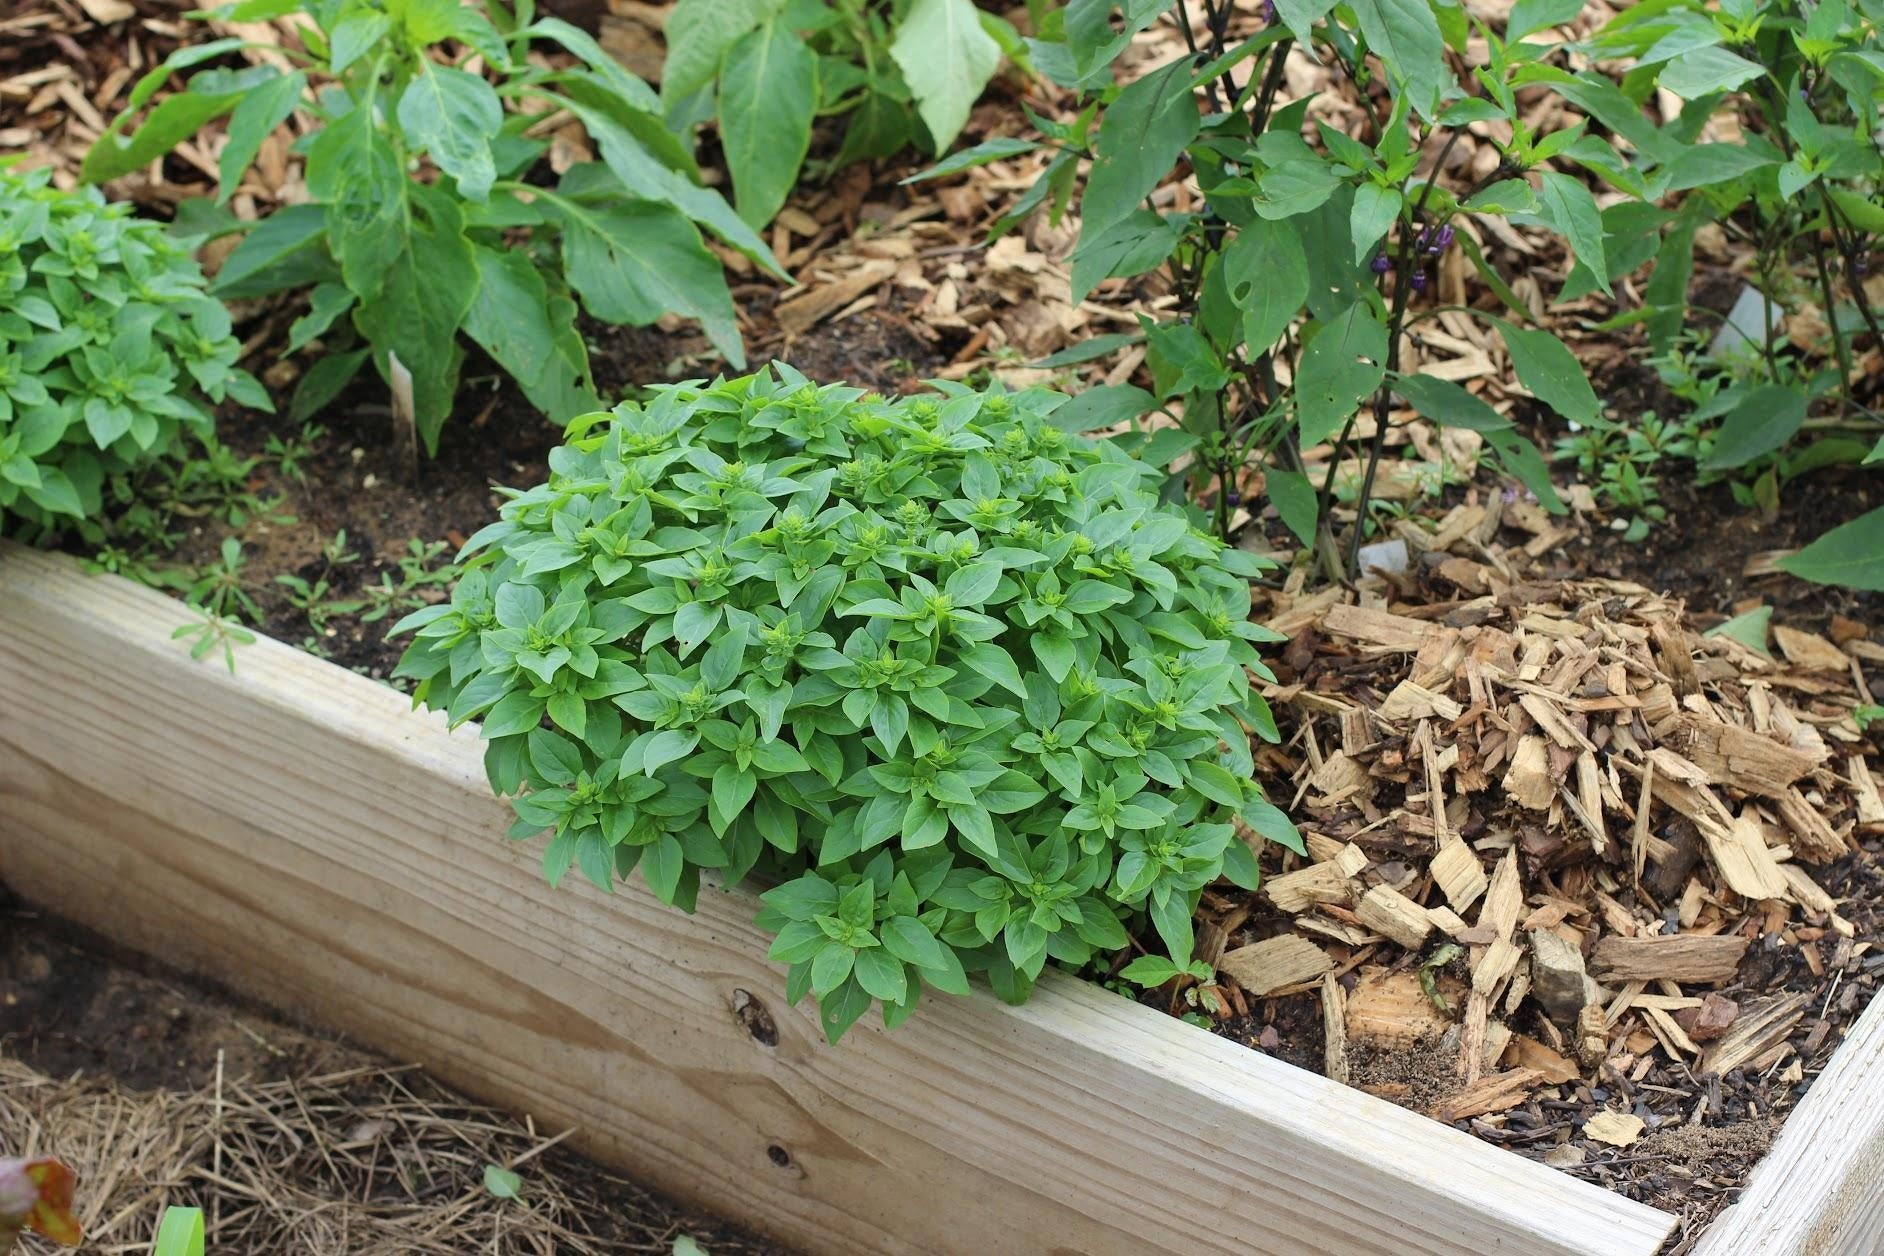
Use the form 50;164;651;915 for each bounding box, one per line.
1315;124;1467;578
1820;192;1884;352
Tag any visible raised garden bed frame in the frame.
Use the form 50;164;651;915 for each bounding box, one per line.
0;543;1877;1256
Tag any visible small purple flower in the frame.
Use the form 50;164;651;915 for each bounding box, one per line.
1410;270;1428;292
1226;491;1242;506
1261;0;1276;22
1370;251;1391;274
1428;225;1455;256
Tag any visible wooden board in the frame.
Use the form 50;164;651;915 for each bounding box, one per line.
0;546;1678;1256
1692;987;1884;1256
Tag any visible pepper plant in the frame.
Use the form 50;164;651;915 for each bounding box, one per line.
663;0;1019;227
922;0;1659;574
1577;0;1884;588
86;0;785;451
394;369;1300;1040
0;164;266;534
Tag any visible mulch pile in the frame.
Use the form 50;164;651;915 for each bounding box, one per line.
1173;500;1882;1245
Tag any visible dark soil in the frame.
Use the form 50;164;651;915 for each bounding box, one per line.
1573;354;1883;632
0;890;795;1255
1581;466;1881;631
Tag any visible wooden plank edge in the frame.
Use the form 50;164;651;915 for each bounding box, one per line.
0;544;1678;1256
1692;985;1884;1256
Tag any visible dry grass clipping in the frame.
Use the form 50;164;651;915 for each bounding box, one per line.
1;1055;729;1255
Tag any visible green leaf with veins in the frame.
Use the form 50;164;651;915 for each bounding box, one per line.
719;16;818;229
1080;58;1200;240
545;185;745;367
890;0;1002;150
397;63;503;202
1296;302;1388;448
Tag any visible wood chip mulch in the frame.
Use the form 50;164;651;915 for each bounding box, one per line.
1160;499;1881;1244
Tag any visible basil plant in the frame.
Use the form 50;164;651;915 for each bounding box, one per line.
394;368;1300;1041
0;164;265;535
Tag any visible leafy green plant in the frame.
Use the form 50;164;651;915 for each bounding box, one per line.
394;367;1299;1040
172;604;258;672
663;0;1017;227
187;536;263;621
276;569;360;632
1583;0;1882;576
86;0;785;451
921;0;1623;576
265;419;326;481
0;163;266;534
1555;409;1704;539
357;537;457;621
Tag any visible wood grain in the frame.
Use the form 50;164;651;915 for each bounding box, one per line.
1693;988;1884;1256
0;545;1678;1256
1592;934;1751;983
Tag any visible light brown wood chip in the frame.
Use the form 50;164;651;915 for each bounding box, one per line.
1676;713;1826;797
1700;992;1809;1076
774;260;896;335
1505;1033;1581;1084
1435;1068;1544;1122
1503;734;1555;810
1584;1111;1646;1147
1321;603;1434;650
1701;811;1791;901
1591;934;1750;983
1217;934;1333;997
1777;788;1849;863
1321;974;1349;1086
1773;625;1850;671
1263;860;1359;914
1355;884;1434;950
1431;838;1489;912
1347;968;1459;1045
